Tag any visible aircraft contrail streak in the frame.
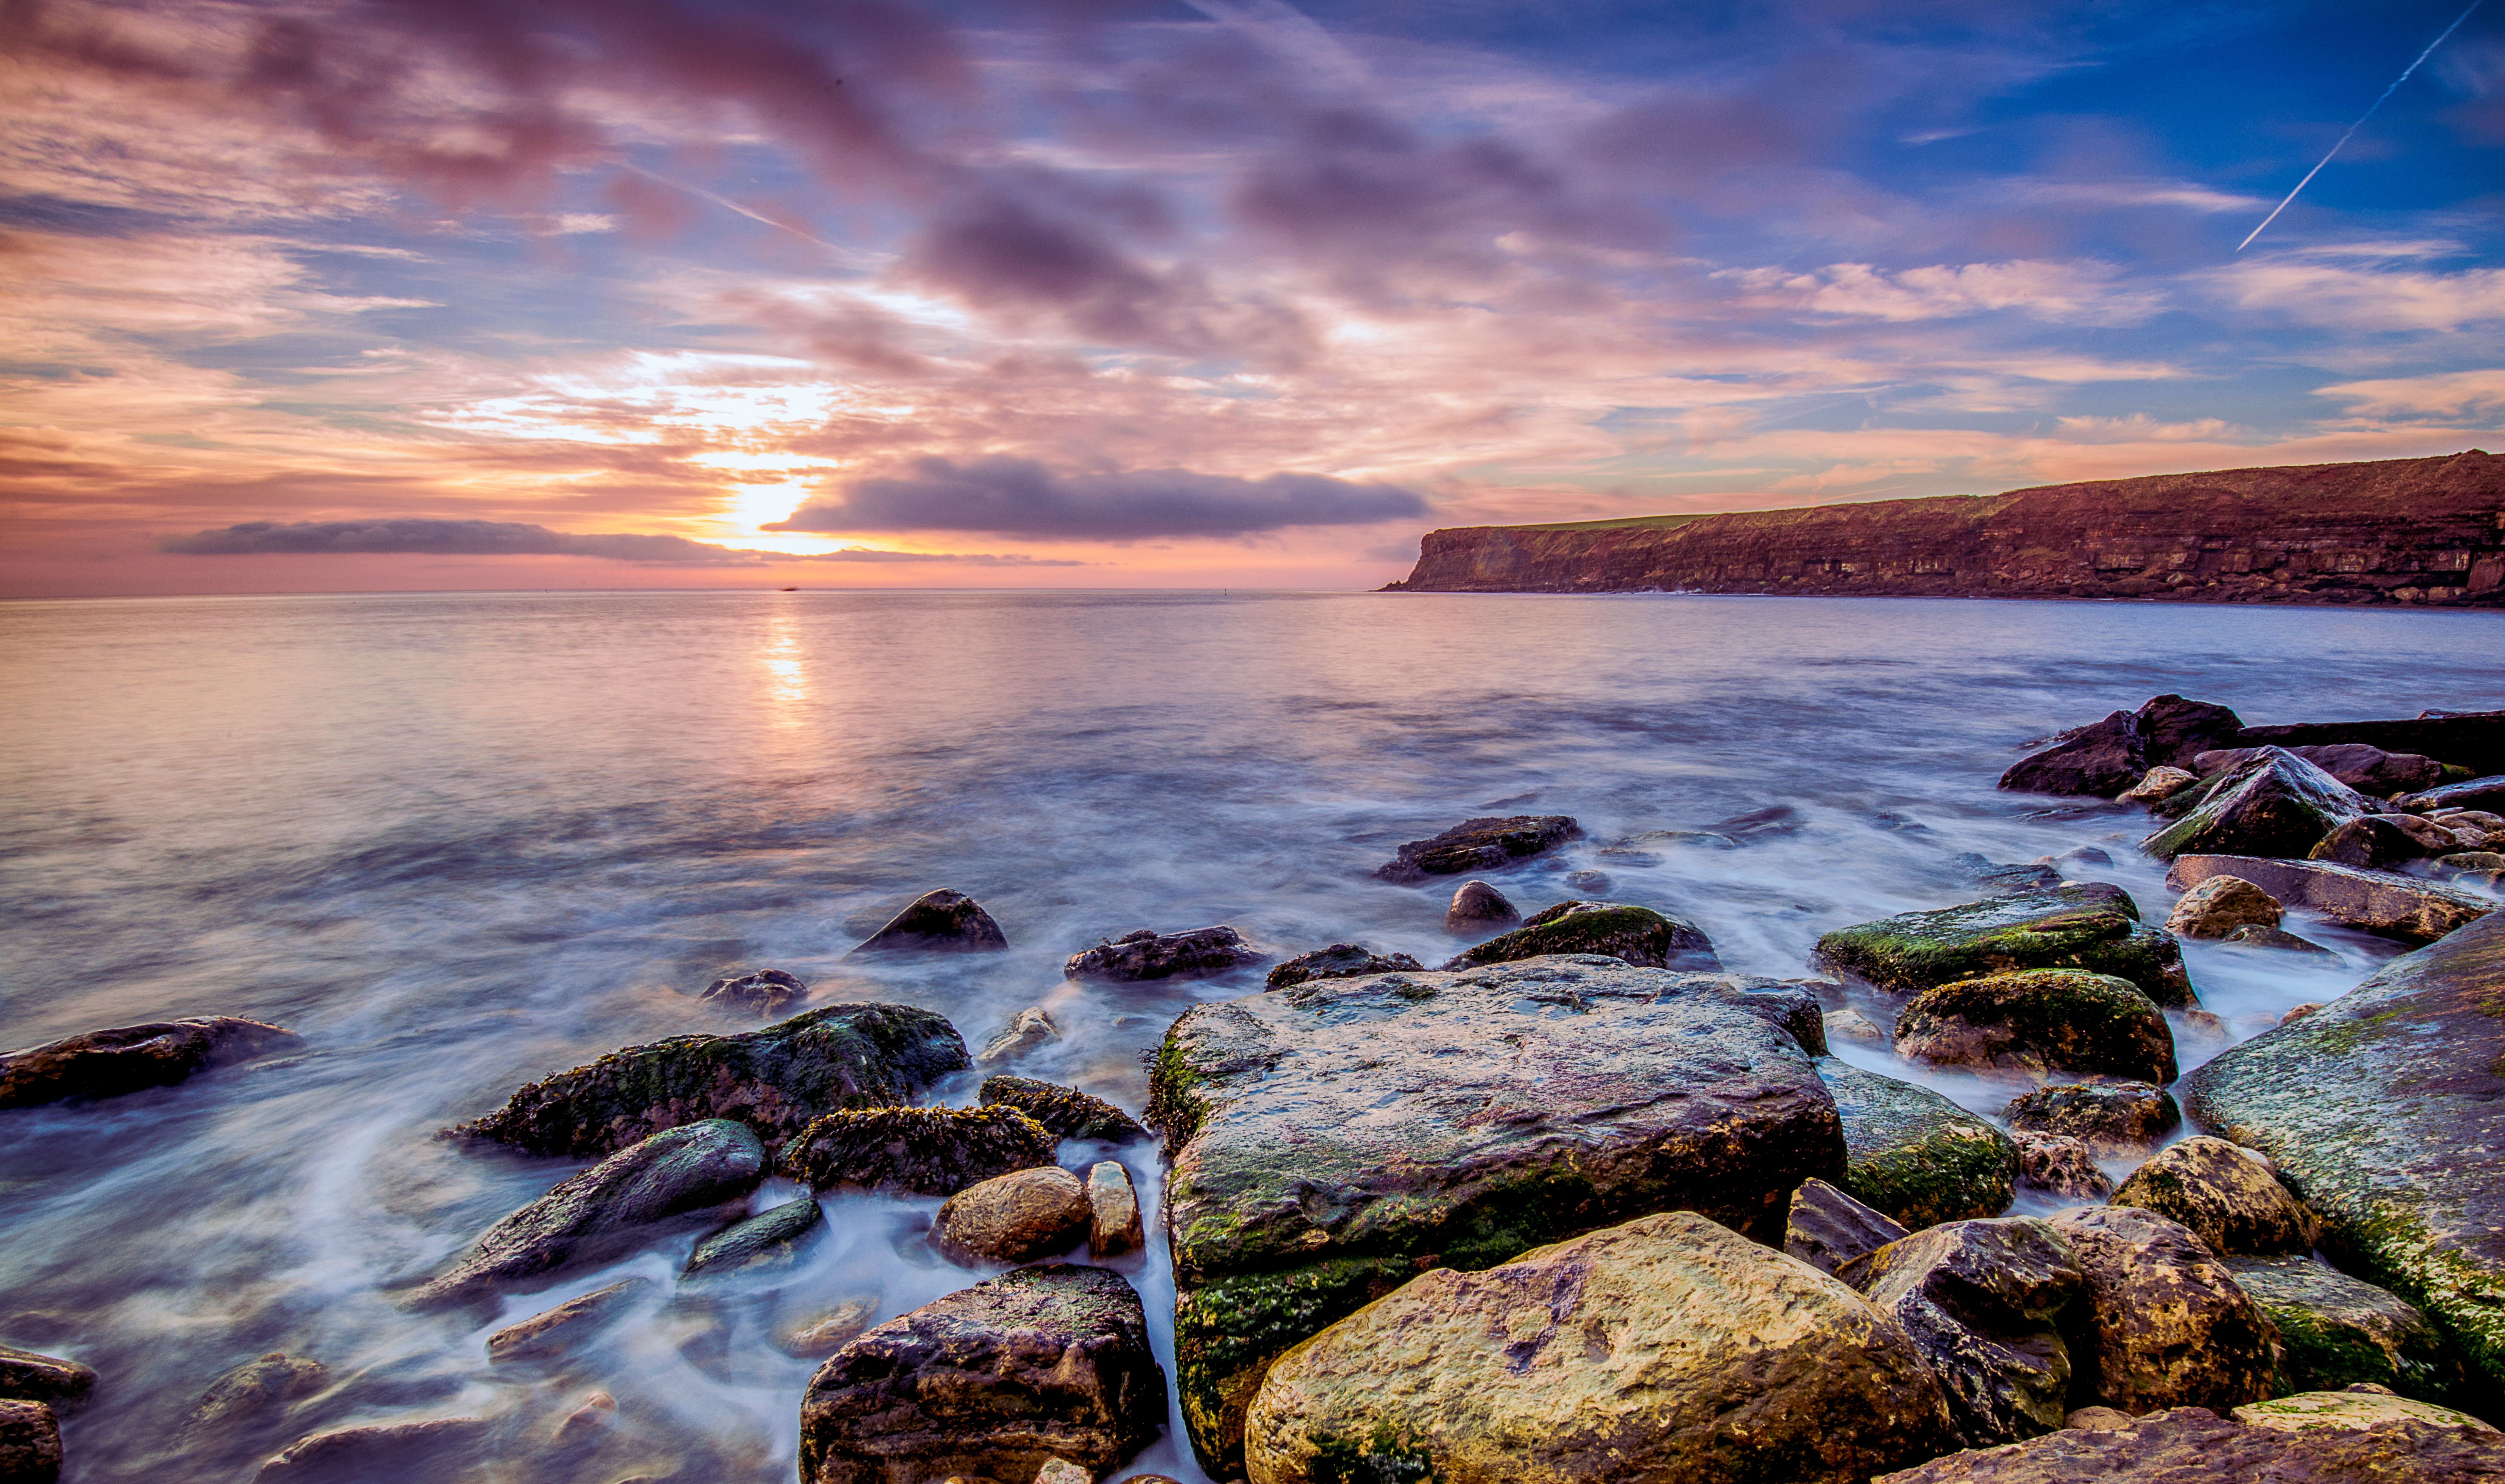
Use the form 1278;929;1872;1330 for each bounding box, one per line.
2235;0;2486;252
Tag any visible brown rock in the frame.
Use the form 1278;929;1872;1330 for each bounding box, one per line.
180;1352;327;1439
0;1400;60;1484
1064;926;1265;983
852;888;1010;954
1374;815;1580;883
782;1105;1056;1196
0;1347;93;1410
2110;1136;2314;1257
700;968;808;1016
2013;1131;2112;1199
2164;854;2490;943
551;1389;616;1446
980;1076;1146;1143
1864;1218;2086;1446
1034;1461;1091;1484
1784;1176;1910;1291
976;1007;1058;1067
933;1167;1092;1265
2006;1081;2180;1156
253;1416;491;1482
2163;876;2281;938
0;1016;301;1109
2311;816;2446;869
1895;970;2177;1085
2047;1206;2278;1414
1875;1404;2505;1482
1087;1162;1143;1259
2233;1388;2498;1434
2119;767;2199;804
485;1278;651;1363
1444;878;1520;931
778;1297;882;1358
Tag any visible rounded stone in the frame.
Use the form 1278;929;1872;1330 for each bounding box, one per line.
934;1166;1093;1265
2045;1204;2278;1414
2109;1135;2313;1257
1444;879;1520;931
1896;970;2177;1085
2163;875;2281;939
2004;1081;2181;1156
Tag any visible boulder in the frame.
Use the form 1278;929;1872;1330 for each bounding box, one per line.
1864;1218;2086;1446
0;1016;301;1109
778;1298;881;1359
2195;744;2449;796
1815;884;2193;1007
1957;855;2066;894
2234;1388;2497;1434
980;1076;1146;1143
2223;924;2340;958
1441;900;1719;971
2182;909;2505;1399
2109;1136;2313;1257
2162;876;2280;939
2013;1132;2111;1199
0;1348;92;1410
2169;854;2492;943
798;1264;1166;1484
782;1105;1056;1196
1374;815;1579;883
1819;1058;2017;1228
2399;775;2505;814
852;888;1009;954
2005;1082;2181;1156
1874;1403;2505;1483
446;1002;970;1158
485;1278;651;1362
251;1416;491;1482
1088;1162;1143;1258
410;1120;765;1311
1150;956;1847;1474
1065;926;1266;982
934;1167;1093;1266
2118;767;2198;804
700;969;808;1016
2046;1205;2278;1414
1264;945;1424;991
2141;749;2374;862
2225;1256;2469;1406
2311;816;2444;869
0;1400;58;1484
1895;971;2177;1085
2000;696;2244;797
1785;1176;1910;1289
976;1007;1058;1066
1241;1211;1958;1484
683;1196;824;1282
180;1352;327;1440
1443;880;1520;931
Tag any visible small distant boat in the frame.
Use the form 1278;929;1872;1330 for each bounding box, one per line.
780;587;799;592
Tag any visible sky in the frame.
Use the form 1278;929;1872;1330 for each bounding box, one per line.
2;0;2501;596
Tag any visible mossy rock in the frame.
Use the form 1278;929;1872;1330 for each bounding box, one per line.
980;1075;1147;1143
1816;1058;2016;1228
2004;1080;2180;1155
1814;883;2193;1007
1441;900;1719;971
1374;815;1579;883
779;1104;1055;1196
2140;748;2373;863
1267;945;1425;991
1895;969;2177;1084
2226;1255;2471;1409
1172;1255;1420;1473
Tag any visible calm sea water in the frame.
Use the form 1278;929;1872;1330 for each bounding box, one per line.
4;590;2501;1481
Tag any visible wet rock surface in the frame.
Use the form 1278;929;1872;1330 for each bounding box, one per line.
1819;1057;2017;1228
2196;743;2449;796
2235;1387;2497;1434
2168;854;2492;943
1864;1217;2086;1446
683;1196;824;1281
1816;883;2193;1006
798;1263;1166;1484
1896;970;2178;1085
2005;1081;2181;1155
2110;1136;2313;1257
1441;899;1719;971
1373;814;1580;883
2001;696;2246;797
0;1348;92;1411
1442;878;1520;931
700;968;808;1016
251;1415;491;1482
979;1075;1146;1143
448;1002;970;1158
180;1352;326;1440
2311;815;2451;869
2140;749;2375;862
2163;875;2281;939
2226;1256;2469;1406
781;1105;1055;1196
0;1016;302;1109
2047;1205;2278;1415
1087;1161;1143;1258
1263;944;1424;990
2118;767;2198;805
1242;1211;1958;1484
2224;923;2341;957
933;1167;1093;1265
485;1277;651;1362
1874;1403;2505;1483
1065;925;1266;982
2399;775;2505;813
1785;1176;1910;1290
975;1006;1058;1066
0;1400;60;1484
2013;1131;2112;1199
852;888;1010;954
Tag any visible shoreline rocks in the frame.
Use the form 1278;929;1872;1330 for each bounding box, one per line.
1818;1058;2017;1228
683;1196;825;1282
1876;1403;2505;1482
1784;1178;1910;1290
850;888;1009;954
1066;925;1266;982
2140;748;2373;862
979;1075;1146;1143
781;1105;1055;1196
700;969;808;1016
2161;876;2279;939
2225;1256;2470;1405
2108;1136;2313;1258
1264;945;1424;990
1;1017;303;1109
1374;815;1579;883
2166;854;2489;943
1443;879;1520;931
1894;970;2177;1085
2046;1205;2278;1415
1441;900;1719;972
1815;884;2193;1007
2001;696;2246;798
933;1167;1092;1265
1863;1217;2084;1446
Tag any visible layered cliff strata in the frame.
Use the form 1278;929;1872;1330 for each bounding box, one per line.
1385;451;2505;605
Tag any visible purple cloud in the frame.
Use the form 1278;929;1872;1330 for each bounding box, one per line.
768;456;1427;538
159;518;1079;565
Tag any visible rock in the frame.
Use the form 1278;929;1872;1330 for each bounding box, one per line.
2399;775;2505;813
2280;1002;2325;1025
0;1016;302;1109
980;1076;1145;1143
1816;883;2193;1006
2234;1388;2498;1434
2118;767;2199;804
2162;876;2281;939
1065;925;1266;982
2001;696;2245;797
181;1352;326;1439
1086;1162;1144;1258
852;888;1009;953
1875;1403;2505;1482
783;1104;1056;1196
2046;1205;2278;1413
0;1402;58;1484
1958;854;2066;893
1241;1210;1956;1484
0;1348;91;1410
2311;816;2445;869
1895;971;2177;1085
2168;857;2493;943
1035;1461;1091;1484
410;1120;764;1312
1864;1218;2086;1445
2109;1136;2313;1257
2223;924;2340;958
2182;908;2505;1398
1443;879;1520;931
1711;803;1809;841
1440;900;1719;971
701;968;808;1016
798;1264;1165;1484
1150;956;1846;1474
2141;749;2375;862
1785;1176;1910;1292
551;1389;616;1446
252;1416;491;1482
486;1278;651;1362
934;1167;1093;1266
1826;1007;1890;1046
684;1196;824;1281
1819;1058;2017;1227
1373;814;1580;883
2013;1131;2112;1199
975;1007;1058;1066
1263;945;1424;991
2433;851;2505;878
2225;1256;2469;1405
2197;744;2450;796
778;1297;881;1358
2043;846;2116;870
446;1002;970;1159
2005;1082;2181;1156
1560;869;1611;894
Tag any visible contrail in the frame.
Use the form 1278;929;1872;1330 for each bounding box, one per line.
2236;0;2486;252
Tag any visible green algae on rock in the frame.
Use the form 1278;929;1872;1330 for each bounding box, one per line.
1817;1058;2017;1228
2182;908;2505;1407
2046;1204;2279;1416
2004;1080;2180;1156
447;1003;970;1159
2225;1255;2470;1407
979;1074;1147;1143
1439;899;1719;971
1895;970;2178;1085
1373;814;1579;883
2140;748;2373;863
780;1104;1056;1196
1815;883;2193;1007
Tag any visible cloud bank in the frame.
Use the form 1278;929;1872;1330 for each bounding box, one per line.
160;519;1077;565
769;458;1428;538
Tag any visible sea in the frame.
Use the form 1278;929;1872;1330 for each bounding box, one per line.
3;589;2501;1481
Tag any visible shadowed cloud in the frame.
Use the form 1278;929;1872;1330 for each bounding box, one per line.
160;518;1078;565
767;456;1428;538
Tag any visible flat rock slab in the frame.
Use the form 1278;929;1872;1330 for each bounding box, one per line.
1374;815;1580;883
1;1016;301;1109
2166;855;2490;943
1818;1058;2016;1228
1875;1404;2505;1482
1815;884;2192;1007
2183;908;2505;1397
1150;955;1844;1473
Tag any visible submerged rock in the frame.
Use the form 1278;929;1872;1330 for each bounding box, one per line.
1242;1211;1957;1484
0;1016;302;1109
1065;925;1266;982
974;1006;1057;1067
1895;970;2177;1085
700;968;808;1016
2012;1131;2111;1199
2141;748;2374;862
1957;854;2065;894
2046;1205;2278;1415
1874;1403;2505;1483
180;1352;326;1440
780;1105;1055;1196
1819;1057;2017;1228
2225;1256;2469;1406
0;1348;92;1410
251;1415;491;1482
683;1196;825;1282
1087;1161;1143;1258
979;1075;1145;1143
2000;695;2245;798
777;1297;880;1359
1149;955;1846;1474
0;1400;59;1484
2223;923;2341;958
798;1264;1166;1484
411;1120;765;1312
1263;944;1424;990
2169;853;2492;942
2110;1136;2313;1257
2004;1081;2180;1156
1373;814;1580;883
1815;883;2193;1007
2162;875;2280;939
1864;1217;2085;1446
1441;899;1719;971
485;1278;651;1362
447;1002;970;1159
1442;879;1520;931
1784;1176;1909;1290
934;1167;1092;1266
850;888;1009;954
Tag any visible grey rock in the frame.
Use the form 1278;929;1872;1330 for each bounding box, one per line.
1864;1217;2085;1446
1783;1176;1909;1290
2195;743;2448;796
1958;854;2065;893
851;888;1009;954
974;1006;1057;1066
1443;879;1520;930
2168;854;2492;942
0;1016;301;1109
1442;899;1719;971
683;1197;824;1282
2397;774;2505;813
1819;1057;2017;1228
2222;924;2341;958
700;968;808;1016
1374;814;1580;883
1064;925;1265;982
2140;748;2375;862
2226;1255;2471;1408
1264;944;1424;991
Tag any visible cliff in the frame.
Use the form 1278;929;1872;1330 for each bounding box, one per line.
1385;451;2505;606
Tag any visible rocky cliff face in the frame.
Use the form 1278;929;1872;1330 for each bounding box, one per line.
1386;451;2505;606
